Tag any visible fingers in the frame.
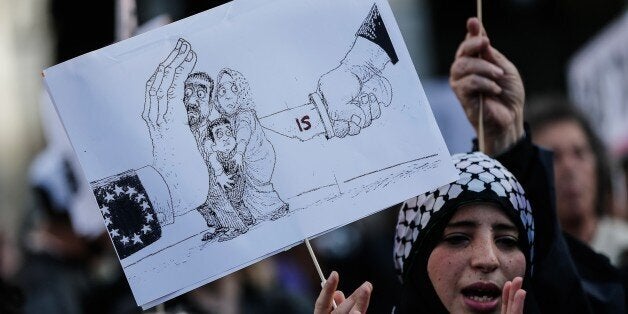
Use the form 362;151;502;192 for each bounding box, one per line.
162;38;184;70
451;56;504;81
502;277;526;314
466;17;482;38
143;73;157;125
370;101;381;119
148;41;181;124
156;40;192;125
336;103;368;137
501;280;511;314
332;117;364;138
314;271;340;313
147;68;161;123
333;290;346;304
508;277;523;311
510;289;526;314
222;181;233;190
332;120;350;138
146;38;197;126
334;297;356;313
356;102;373;128
169;50;197;100
485;46;519;78
452;74;502;98
225;177;234;189
456;35;490;58
347;282;372;313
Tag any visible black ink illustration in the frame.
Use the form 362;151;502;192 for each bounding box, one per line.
207;117;255;226
141;37;199;219
213;68;289;222
90;3;404;256
138;38;289;244
45;1;454;309
181;70;250;242
260;4;396;140
92;168;163;259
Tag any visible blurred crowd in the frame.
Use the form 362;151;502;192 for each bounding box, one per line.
2;0;628;313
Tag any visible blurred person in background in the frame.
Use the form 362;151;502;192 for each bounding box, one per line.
15;147;139;314
166;258;313;313
526;96;628;268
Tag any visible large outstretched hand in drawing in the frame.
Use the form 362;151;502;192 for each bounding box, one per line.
143;38;197;148
142;38;198;221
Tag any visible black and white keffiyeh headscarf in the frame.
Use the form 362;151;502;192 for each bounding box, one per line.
393;152;535;313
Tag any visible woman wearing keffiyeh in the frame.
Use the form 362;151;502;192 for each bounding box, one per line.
314;17;624;314
314;16;532;314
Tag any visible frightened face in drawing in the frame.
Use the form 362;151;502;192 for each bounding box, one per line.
216;74;239;116
209;118;236;154
184;72;214;127
216;68;252;117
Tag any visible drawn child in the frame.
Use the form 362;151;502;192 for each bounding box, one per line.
206;117;255;226
215;68;288;221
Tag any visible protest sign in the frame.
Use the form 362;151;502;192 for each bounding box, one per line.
569;11;628;151
44;0;458;308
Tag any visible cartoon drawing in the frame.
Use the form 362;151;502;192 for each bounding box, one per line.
139;41;289;243
260;4;397;140
88;2;399;253
214;68;289;221
206;117;255;226
140;39;249;242
181;70;249;241
43;0;459;308
141;38;200;218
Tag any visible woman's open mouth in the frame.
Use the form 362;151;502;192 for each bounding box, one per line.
461;282;501;312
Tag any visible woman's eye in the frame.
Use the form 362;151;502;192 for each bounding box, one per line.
496;236;519;249
442;234;469;246
231;84;239;93
218;87;226;96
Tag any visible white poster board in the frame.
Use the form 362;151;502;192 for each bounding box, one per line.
43;0;458;308
568;11;628;151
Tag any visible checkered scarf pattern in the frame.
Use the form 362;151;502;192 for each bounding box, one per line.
394;152;535;282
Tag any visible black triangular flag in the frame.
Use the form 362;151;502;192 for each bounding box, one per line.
356;4;399;65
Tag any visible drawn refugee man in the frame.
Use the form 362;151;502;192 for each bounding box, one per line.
183;71;249;241
144;38;247;242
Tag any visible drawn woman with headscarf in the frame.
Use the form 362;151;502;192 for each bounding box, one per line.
214;68;288;221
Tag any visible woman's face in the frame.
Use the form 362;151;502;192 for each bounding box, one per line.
216;74;239;116
427;203;525;314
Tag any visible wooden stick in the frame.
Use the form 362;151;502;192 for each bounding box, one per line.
477;0;486;153
305;238;337;309
477;0;483;25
